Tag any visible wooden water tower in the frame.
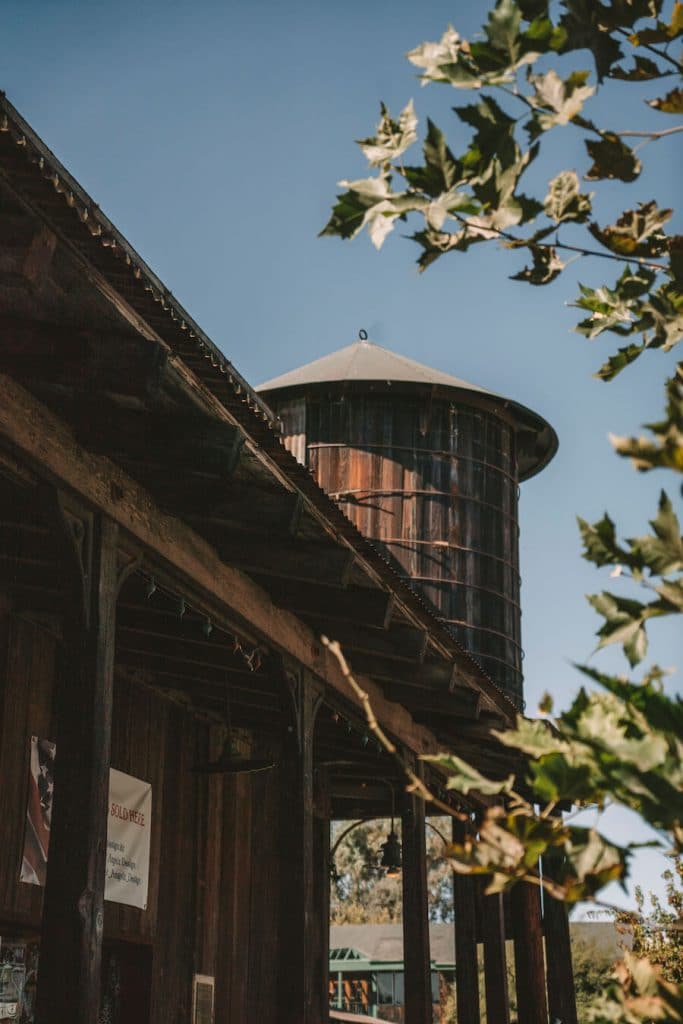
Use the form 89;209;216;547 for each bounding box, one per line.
257;335;557;707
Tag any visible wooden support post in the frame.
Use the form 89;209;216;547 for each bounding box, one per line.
512;881;548;1024
36;512;120;1024
278;669;322;1024
543;855;578;1024
314;767;332;1023
452;818;480;1024
401;761;432;1024
482;889;510;1024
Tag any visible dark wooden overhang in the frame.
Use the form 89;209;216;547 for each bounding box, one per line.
0;93;525;801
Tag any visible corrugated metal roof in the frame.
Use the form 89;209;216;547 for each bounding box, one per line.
257;338;495;394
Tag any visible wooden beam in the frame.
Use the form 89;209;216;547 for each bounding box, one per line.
249;577;395;630
0;375;478;757
382;683;481;717
184;491;303;538
308;617;429;663
401;761;432;1024
214;533;355;587
512;881;548;1024
452;819;481;1024
36;514;118;1024
0;316;168;399
76;407;244;479
346;651;459;690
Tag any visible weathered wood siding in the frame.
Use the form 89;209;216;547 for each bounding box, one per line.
0;608;284;1023
276;388;523;703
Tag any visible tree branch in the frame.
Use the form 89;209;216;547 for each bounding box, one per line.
616;26;683;72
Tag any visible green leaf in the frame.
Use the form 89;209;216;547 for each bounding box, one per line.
403;118;463;197
628;492;683;575
544;170;592;222
422;752;515;795
558;0;625;80
595;341;647;381
588;202;672;257
610;54;667;79
511;243;564;284
648;87;683;112
585;133;642;182
578;511;627;567
357;100;418;166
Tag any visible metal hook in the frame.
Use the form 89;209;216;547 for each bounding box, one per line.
358;329;368;342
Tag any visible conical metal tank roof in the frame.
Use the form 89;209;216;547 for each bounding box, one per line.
257;336;558;481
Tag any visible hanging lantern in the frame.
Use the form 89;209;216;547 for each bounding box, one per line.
380;829;402;878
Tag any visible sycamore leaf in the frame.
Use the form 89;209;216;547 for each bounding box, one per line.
403;118;463;197
565;827;630;896
610;369;683;474
511;243;564;283
492;715;570;756
628;492;683;576
544;170;592;222
585;133;642;181
648;86;683;113
589;202;672;257
357;101;418;166
611;54;667;79
578;511;629;568
576;663;683;737
558;0;625;80
572;282;639;339
527;68;595;130
422;752;515;795
407;26;471;85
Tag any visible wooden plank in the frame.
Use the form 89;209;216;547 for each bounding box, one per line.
543;854;577;1024
512;881;548;1024
401;762;432;1024
452;819;480;1024
482;889;511;1024
36;515;119;1024
0;375;501;755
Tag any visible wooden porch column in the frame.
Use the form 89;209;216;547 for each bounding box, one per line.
512;881;548;1024
543;854;577;1024
36;511;120;1024
313;767;332;1022
481;889;510;1024
452;818;480;1024
278;669;322;1024
401;762;432;1024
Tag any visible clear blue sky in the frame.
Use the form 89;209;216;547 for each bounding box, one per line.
3;0;680;912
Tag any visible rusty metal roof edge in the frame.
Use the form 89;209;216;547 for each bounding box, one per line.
0;91;519;723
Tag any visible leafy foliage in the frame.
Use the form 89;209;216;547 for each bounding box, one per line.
324;2;683;1020
323;0;682;390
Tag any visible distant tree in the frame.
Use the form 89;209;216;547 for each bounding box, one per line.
330;817;455;924
614;858;683;984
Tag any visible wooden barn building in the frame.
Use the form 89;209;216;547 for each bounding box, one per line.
0;93;576;1024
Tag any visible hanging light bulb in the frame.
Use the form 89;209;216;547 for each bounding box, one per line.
145;576;157;599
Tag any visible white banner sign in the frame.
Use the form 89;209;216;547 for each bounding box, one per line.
105;768;152;910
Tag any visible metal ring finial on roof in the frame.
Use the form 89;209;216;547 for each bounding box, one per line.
358;329;368;342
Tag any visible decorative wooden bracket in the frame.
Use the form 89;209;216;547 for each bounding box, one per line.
283;665;324;753
52;488;142;627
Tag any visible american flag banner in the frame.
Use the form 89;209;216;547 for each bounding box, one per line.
20;736;56;887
